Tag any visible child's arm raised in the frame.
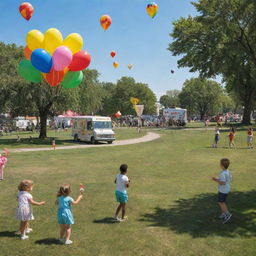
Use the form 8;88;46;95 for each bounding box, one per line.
72;194;83;205
28;198;46;206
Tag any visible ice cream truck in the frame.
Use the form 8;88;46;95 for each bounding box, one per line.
163;108;188;126
72;116;115;144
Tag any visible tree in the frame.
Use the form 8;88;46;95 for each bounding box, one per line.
179;78;224;119
169;0;256;124
101;77;157;115
0;42;102;138
160;95;173;108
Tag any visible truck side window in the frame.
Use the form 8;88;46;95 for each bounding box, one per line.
87;121;92;130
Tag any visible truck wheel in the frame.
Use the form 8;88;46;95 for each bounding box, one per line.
91;137;96;144
74;134;79;142
107;141;113;144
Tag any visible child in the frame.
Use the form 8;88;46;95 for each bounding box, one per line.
228;127;236;148
15;180;45;240
213;126;220;148
52;138;56;150
0;149;8;180
114;164;130;222
56;184;83;245
247;127;253;149
211;158;232;224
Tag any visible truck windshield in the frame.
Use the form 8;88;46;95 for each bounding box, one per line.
93;121;112;129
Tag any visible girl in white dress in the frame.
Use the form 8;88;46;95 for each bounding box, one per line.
15;180;45;240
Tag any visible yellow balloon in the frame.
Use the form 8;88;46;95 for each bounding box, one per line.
26;30;44;51
43;28;63;55
63;33;83;54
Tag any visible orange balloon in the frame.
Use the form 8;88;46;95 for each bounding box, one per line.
43;69;65;87
100;15;112;31
24;46;32;60
113;61;118;68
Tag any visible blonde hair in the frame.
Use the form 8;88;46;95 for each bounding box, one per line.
18;180;34;191
57;184;71;197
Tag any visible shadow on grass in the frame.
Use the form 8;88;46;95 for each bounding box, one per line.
35;238;61;245
0;231;17;237
93;217;120;224
139;190;256;238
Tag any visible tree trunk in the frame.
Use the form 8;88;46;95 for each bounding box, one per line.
242;101;252;125
39;112;48;139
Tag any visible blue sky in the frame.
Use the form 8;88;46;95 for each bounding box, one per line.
0;0;199;98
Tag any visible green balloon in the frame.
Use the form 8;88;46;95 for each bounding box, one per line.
18;59;42;83
62;71;83;89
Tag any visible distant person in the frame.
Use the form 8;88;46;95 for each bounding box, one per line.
228;127;236;148
15;180;45;240
52;138;56;150
213;126;220;148
211;158;232;224
114;164;130;222
56;184;83;245
16;135;21;142
0;149;8;180
247;127;253;149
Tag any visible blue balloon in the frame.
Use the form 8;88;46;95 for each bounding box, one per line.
31;48;52;73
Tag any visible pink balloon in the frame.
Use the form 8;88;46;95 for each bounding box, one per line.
52;46;72;71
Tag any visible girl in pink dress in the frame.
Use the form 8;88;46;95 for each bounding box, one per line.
0;149;8;180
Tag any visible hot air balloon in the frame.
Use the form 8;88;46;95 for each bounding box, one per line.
171;70;175;74
113;61;118;68
100;15;112;31
19;2;34;21
128;64;133;70
110;51;116;58
146;2;158;18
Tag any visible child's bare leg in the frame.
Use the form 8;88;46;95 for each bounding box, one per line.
65;225;72;241
60;224;65;239
218;202;228;214
115;204;122;217
121;203;126;219
20;221;28;234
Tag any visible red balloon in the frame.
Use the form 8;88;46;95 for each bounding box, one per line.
110;51;116;58
43;69;66;87
24;46;32;60
19;2;34;21
115;111;121;118
69;51;91;71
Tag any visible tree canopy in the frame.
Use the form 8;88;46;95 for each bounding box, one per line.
169;0;256;124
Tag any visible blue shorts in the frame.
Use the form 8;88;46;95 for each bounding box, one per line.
57;209;74;225
218;192;228;203
115;191;128;203
215;134;220;142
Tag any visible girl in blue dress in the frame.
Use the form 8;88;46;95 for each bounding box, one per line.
55;184;83;245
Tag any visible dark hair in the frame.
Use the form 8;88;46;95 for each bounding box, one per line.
57;184;71;197
220;158;230;169
120;164;128;173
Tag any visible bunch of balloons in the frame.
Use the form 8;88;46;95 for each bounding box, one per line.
19;2;34;21
146;2;158;18
19;28;91;89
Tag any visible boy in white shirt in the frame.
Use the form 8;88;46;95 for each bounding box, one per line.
212;158;232;224
114;164;130;222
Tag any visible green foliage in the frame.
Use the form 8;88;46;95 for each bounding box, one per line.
179;78;224;118
160;90;180;108
100;77;157;115
169;0;256;123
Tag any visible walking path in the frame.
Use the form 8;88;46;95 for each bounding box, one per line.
10;132;160;153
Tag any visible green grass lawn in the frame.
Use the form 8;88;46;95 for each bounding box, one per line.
0;129;255;256
0;128;146;149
